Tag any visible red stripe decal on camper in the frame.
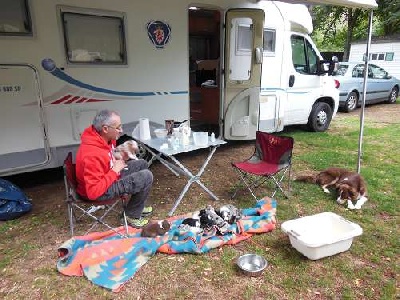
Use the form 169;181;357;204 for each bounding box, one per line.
51;94;72;104
76;97;87;103
65;96;81;104
50;95;110;104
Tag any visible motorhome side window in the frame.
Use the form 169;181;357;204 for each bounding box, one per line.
263;29;275;54
229;17;253;81
0;0;32;36
291;35;318;75
61;12;126;64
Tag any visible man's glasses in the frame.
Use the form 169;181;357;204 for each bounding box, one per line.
105;124;123;131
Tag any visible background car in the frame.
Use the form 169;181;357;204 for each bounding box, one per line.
332;62;400;112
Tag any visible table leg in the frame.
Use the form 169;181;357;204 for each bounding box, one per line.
168;146;219;216
139;142;181;176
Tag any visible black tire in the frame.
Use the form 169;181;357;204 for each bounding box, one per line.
387;87;398;104
307;102;333;132
344;91;358;112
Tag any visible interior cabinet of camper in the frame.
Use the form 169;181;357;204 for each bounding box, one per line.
188;9;220;126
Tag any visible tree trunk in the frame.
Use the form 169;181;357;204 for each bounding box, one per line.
344;8;354;62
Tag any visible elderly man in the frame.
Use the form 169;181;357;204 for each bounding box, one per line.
75;109;153;228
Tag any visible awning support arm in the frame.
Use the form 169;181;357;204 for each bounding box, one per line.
357;9;373;174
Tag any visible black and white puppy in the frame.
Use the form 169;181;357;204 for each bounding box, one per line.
216;204;242;224
113;140;138;161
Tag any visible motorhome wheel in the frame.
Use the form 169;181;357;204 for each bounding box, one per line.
307;102;332;132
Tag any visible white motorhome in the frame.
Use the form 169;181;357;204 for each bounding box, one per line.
0;0;346;175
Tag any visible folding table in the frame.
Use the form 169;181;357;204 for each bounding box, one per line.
134;133;226;216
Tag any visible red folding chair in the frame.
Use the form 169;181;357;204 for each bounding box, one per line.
231;131;294;200
63;152;129;237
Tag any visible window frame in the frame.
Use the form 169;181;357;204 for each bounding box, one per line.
369;64;389;79
369;52;386;61
352;64;365;78
263;28;276;56
291;35;318;75
0;0;32;36
385;52;394;61
60;10;127;65
235;20;253;56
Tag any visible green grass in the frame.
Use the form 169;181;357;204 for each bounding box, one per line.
284;113;398;296
230;108;399;299
0;104;399;299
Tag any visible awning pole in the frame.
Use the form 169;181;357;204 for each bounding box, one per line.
357;10;373;174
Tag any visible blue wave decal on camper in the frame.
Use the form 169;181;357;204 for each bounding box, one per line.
41;58;187;97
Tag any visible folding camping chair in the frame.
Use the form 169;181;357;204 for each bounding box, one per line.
231;131;294;201
63;152;129;237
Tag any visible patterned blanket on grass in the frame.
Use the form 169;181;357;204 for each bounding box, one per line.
57;197;276;292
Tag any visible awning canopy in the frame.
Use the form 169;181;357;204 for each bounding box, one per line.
272;0;378;9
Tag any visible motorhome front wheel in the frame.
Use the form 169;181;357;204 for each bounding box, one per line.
307;102;333;132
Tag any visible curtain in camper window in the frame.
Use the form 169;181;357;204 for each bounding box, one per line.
0;0;32;35
61;12;126;64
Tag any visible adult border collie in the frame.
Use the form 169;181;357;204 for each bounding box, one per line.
295;167;368;209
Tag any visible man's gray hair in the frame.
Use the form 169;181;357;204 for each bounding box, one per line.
92;109;119;132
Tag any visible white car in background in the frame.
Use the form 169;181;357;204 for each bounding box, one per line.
332;62;400;112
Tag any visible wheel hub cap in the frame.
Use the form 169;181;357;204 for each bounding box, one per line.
317;111;327;125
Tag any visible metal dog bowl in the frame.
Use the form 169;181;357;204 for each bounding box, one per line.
237;254;268;277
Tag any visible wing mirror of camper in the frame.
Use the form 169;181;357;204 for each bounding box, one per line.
255;47;263;64
317;56;339;76
329;56;339;75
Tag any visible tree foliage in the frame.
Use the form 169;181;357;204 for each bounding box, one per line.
376;0;400;35
311;0;400;60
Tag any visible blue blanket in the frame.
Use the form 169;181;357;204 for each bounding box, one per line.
57;197;276;292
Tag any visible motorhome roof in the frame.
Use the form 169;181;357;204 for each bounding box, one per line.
273;2;313;34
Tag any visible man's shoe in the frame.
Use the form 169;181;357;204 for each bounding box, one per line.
141;206;153;216
124;216;149;228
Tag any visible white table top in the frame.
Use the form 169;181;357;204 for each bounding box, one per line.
136;134;226;156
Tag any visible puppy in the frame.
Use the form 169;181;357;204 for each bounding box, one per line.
194;206;229;234
113;140;138;161
295;167;368;209
178;218;203;234
140;220;171;237
216;204;242;224
181;218;201;228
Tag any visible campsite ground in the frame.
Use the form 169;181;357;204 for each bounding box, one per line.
0;102;399;299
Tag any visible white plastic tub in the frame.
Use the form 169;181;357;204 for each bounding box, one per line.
281;212;362;260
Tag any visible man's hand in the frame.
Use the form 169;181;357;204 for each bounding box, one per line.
112;159;127;173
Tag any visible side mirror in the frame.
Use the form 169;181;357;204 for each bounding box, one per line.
316;57;338;76
255;47;263;64
316;58;327;75
328;56;339;75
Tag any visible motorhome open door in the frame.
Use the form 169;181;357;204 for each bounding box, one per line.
223;9;264;140
0;64;50;174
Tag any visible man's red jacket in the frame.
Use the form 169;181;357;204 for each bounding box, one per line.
75;126;119;200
